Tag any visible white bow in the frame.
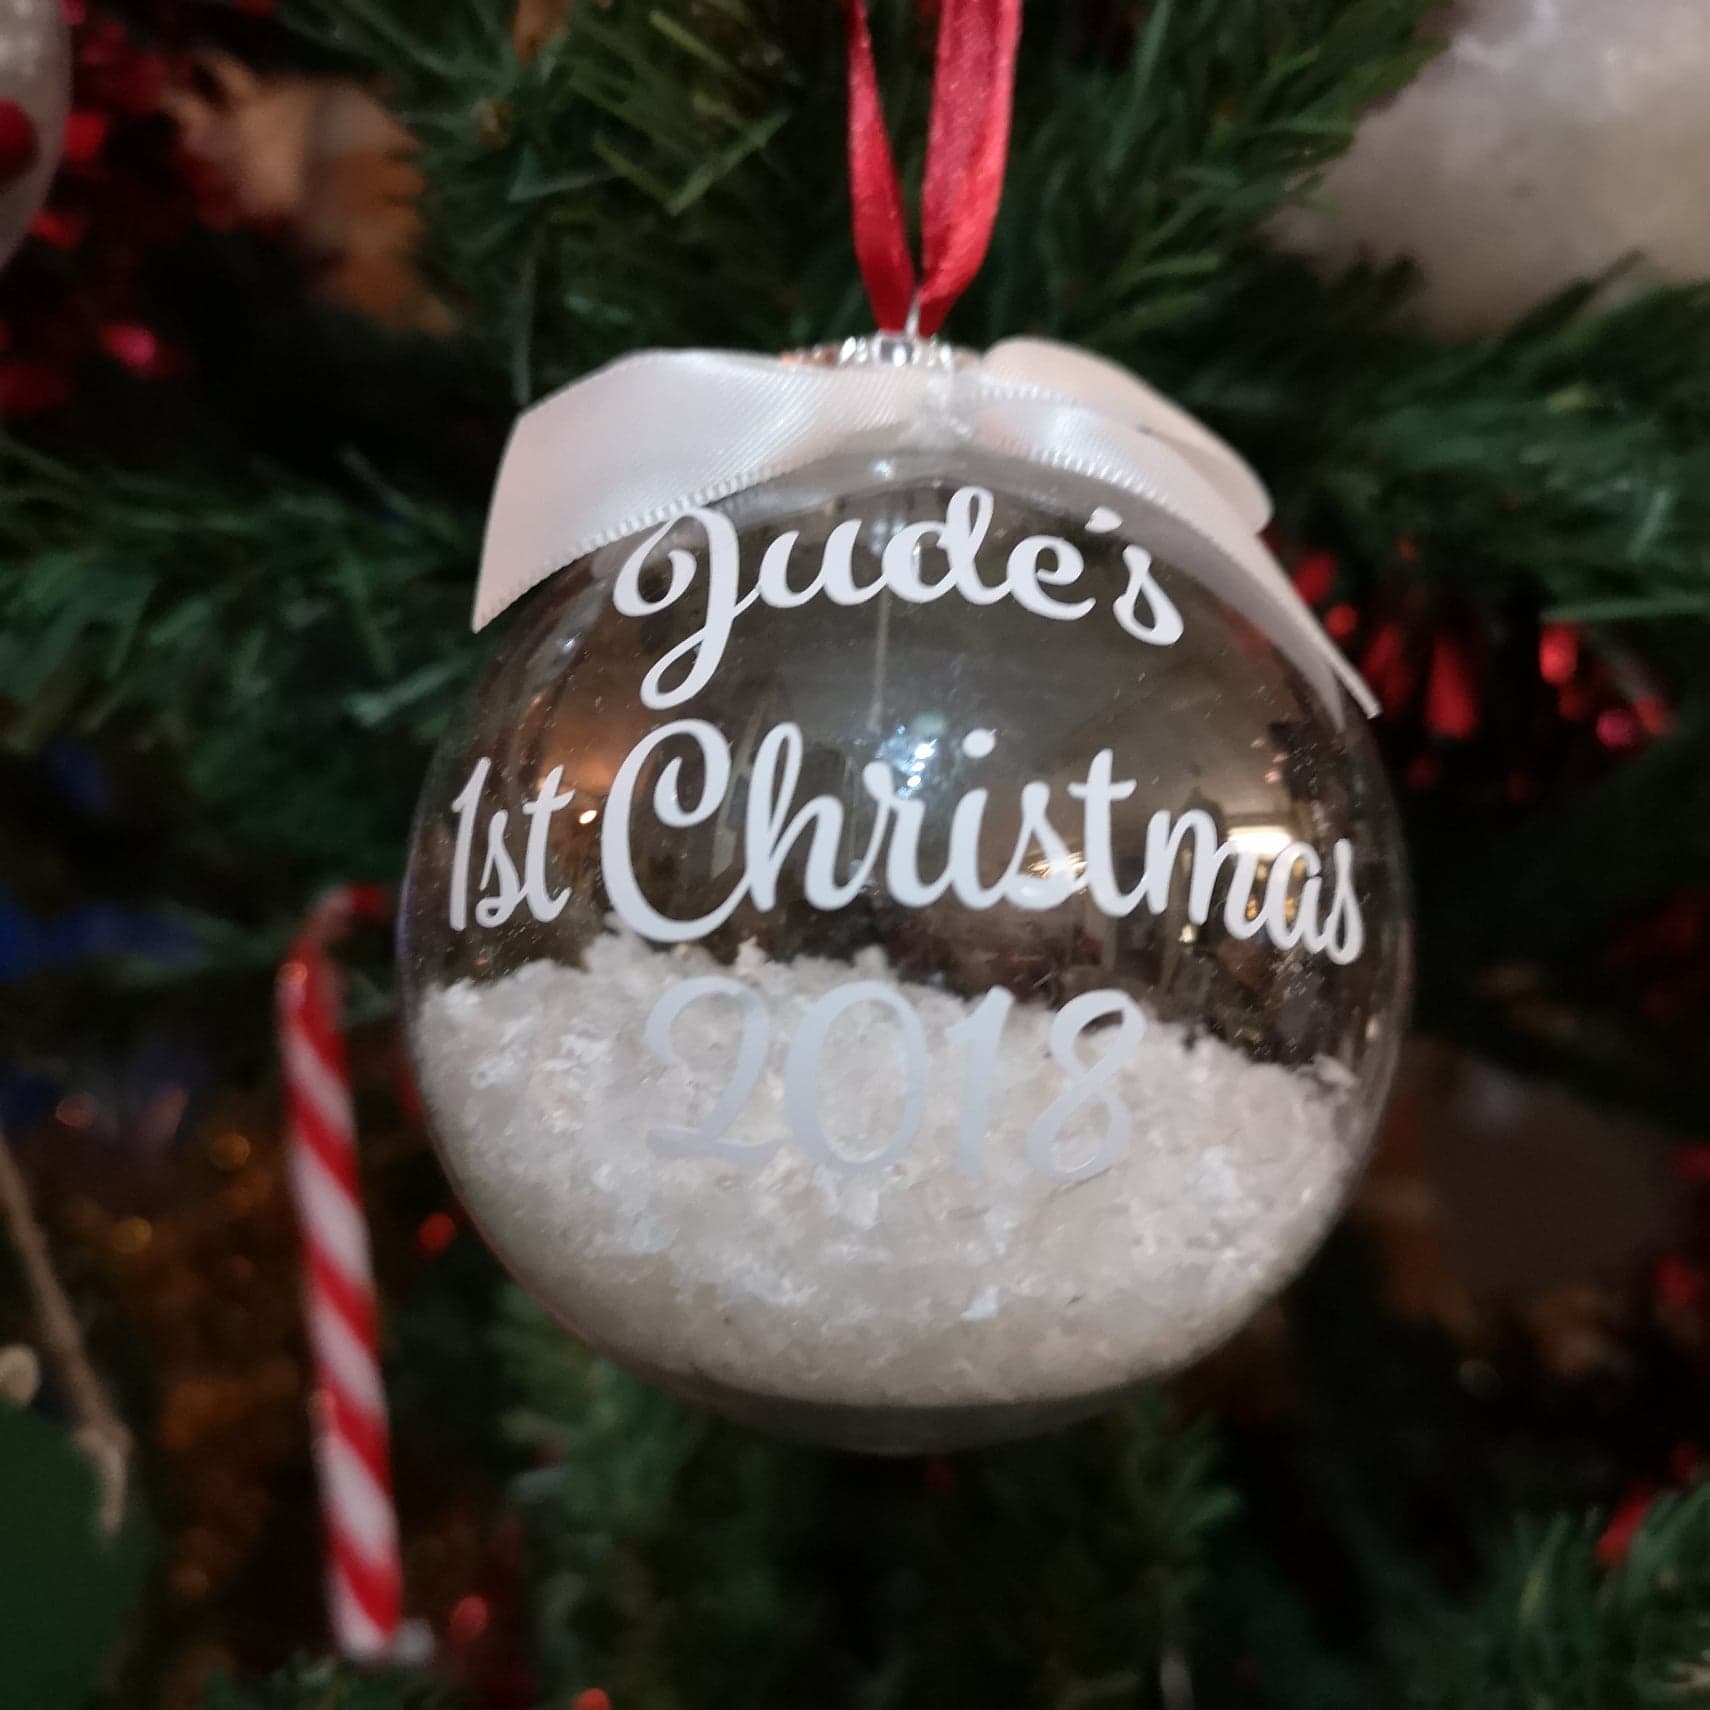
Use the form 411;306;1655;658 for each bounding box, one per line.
475;338;1375;719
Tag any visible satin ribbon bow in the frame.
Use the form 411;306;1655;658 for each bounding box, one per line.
474;338;1375;721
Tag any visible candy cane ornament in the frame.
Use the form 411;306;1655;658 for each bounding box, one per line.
277;883;403;1662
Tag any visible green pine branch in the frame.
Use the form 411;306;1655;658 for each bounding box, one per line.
495;1292;1235;1708
1176;266;1710;633
300;0;1436;388
0;442;478;886
1392;1490;1710;1709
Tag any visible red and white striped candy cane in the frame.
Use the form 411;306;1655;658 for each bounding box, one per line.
277;883;403;1662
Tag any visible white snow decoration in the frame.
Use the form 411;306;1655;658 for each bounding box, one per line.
1275;0;1710;334
416;935;1359;1411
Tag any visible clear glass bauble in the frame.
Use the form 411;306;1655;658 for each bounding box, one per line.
400;441;1411;1452
0;0;68;270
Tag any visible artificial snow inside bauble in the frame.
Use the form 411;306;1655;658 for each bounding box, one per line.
400;344;1411;1451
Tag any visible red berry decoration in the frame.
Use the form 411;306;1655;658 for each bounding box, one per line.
0;100;37;185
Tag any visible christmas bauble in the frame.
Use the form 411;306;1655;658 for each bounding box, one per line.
0;0;67;269
400;388;1410;1451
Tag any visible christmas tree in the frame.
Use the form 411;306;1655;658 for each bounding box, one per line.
4;2;1710;1706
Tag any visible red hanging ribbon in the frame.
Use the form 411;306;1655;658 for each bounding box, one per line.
844;0;1022;336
